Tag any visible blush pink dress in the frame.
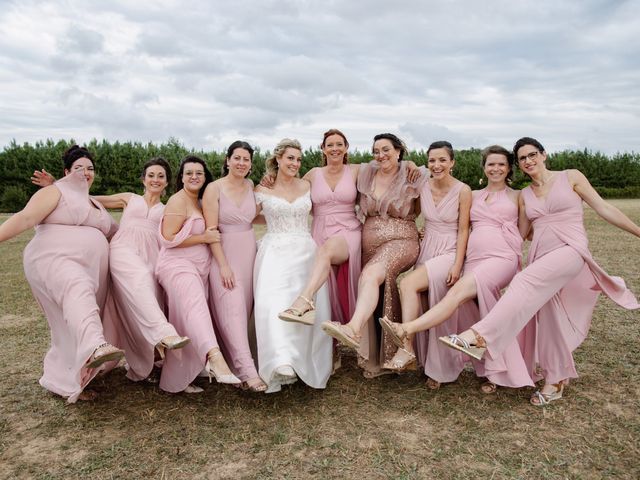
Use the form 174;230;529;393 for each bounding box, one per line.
471;171;639;383
23;171;118;403
413;180;466;382
155;215;219;392
456;189;533;387
208;186;260;382
310;166;362;324
101;194;178;382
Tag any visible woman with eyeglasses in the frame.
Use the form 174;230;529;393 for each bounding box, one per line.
440;137;639;405
2;145;123;402
321;133;427;378
156;155;240;393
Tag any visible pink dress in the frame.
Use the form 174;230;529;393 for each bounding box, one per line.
472;171;639;383
23;171;117;403
456;189;533;387
209;186;260;382
310;167;362;324
102;194;178;382
155;215;219;392
414;180;466;382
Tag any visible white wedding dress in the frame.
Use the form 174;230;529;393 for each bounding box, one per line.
253;191;333;393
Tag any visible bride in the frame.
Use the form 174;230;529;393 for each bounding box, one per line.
253;138;333;393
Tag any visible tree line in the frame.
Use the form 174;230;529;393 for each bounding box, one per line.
1;138;639;212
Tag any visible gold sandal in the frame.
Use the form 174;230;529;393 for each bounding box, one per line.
382;347;417;372
278;295;315;325
321;321;360;350
379;316;409;349
86;343;125;369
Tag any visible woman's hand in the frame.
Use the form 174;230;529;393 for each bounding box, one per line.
31;169;55;187
446;263;463;286
406;161;422;183
202;227;220;244
259;174;276;189
219;264;236;290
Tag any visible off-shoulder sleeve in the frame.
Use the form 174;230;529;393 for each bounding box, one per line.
158;215;196;249
254;191;265;205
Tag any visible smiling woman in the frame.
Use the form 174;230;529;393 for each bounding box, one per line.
0;145;123;403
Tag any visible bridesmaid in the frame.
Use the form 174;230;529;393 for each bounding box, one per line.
440;137;640;405
156;155;240;393
33;159;190;383
278;129;361;328
202;141;266;392
380;145;534;392
1;145;123;402
322;133;427;377
388;141;472;387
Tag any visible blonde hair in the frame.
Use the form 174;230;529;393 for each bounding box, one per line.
265;138;303;177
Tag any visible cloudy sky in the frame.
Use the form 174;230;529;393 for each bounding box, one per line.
1;0;638;155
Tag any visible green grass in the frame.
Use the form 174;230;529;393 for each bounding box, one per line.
0;201;639;479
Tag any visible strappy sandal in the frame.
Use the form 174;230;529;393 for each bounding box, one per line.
379;316;409;349
244;377;268;393
480;381;497;394
383;347;417;372
438;332;486;361
321;321;360;350
205;348;241;385
155;335;191;360
530;382;565;406
426;378;441;390
86;343;125;369
278;295;315;325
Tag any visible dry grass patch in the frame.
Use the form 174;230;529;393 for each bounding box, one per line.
0;200;639;479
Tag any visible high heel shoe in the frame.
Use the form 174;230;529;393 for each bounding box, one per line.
86;343;125;369
155;335;190;360
205;349;240;384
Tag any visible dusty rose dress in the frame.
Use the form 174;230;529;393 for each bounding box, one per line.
311;167;362;324
472;171;639;383
414;180;466;382
102;194;178;382
356;161;427;374
155;215;219;392
456;189;533;387
209;186;260;382
23;171;117;403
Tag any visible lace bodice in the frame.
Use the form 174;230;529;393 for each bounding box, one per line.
255;191;311;235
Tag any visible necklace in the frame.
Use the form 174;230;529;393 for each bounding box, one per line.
532;172;553;187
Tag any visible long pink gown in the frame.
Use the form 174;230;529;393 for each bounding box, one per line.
155;215;219;392
102;194;178;382
208;186;260;382
472;171;639;383
23;171;118;403
414;180;466;382
310;167;362;324
456;189;533;387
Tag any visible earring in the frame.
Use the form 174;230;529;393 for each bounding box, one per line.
478;177;484;186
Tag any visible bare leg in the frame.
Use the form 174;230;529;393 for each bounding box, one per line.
345;262;387;334
397;265;430;354
288;236;349;311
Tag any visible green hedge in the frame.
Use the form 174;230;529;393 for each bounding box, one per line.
1;139;639;212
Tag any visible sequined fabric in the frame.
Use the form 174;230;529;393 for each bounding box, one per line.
356;161;426;374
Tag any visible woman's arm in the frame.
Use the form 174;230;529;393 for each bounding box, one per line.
0;186;61;242
570;169;640;237
448;186;472;286
91;193;133;210
203;183;235;289
161;195;220;247
517;192;532;239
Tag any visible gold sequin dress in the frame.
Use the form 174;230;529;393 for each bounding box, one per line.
356;161;427;375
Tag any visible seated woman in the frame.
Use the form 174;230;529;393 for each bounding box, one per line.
253;138;333;393
322;133;427;377
2;145;123;402
440;137;640;405
33;159;190;384
203;141;266;392
380;145;534;392
155;155;239;393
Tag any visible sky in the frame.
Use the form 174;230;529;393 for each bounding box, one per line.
0;0;639;155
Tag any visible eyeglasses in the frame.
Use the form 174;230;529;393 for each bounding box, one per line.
518;151;540;162
373;147;394;158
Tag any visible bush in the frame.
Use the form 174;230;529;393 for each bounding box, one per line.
0;185;28;213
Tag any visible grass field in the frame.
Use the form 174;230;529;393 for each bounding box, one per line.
0;201;639;479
